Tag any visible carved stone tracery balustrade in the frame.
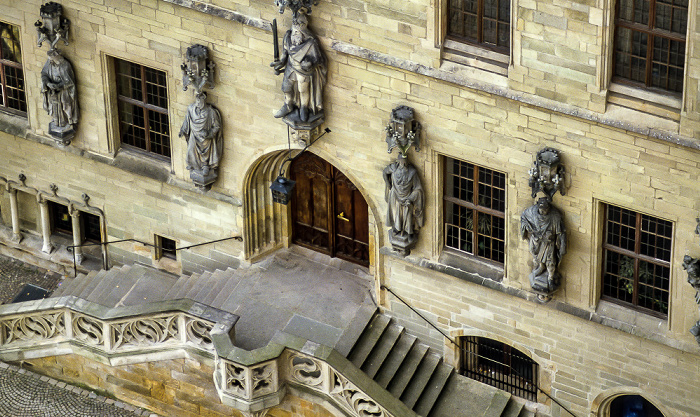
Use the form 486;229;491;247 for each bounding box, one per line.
0;311;65;345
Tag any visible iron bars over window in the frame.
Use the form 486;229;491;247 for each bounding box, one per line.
461;336;538;401
602;204;672;317
115;58;171;158
444;158;506;263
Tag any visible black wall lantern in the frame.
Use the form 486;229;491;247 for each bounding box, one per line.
270;176;296;205
270;127;331;205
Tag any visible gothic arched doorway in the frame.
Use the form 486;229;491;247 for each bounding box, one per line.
290;152;369;266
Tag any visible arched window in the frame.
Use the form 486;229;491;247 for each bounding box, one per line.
460;336;538;401
609;395;664;417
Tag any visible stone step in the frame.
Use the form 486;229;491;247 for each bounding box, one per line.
193;270;226;304
77;269;108;300
162;273;190;300
502;399;525;417
519;408;535;417
374;331;417;389
412;362;454;416
386;342;429;399
361;323;404;379
210;268;248;308
70;269;107;299
185;271;213;301
201;268;234;306
98;266;146;307
347;314;391;368
85;265;134;304
400;351;442;409
172;272;202;300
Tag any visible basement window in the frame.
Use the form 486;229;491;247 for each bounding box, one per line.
460;336;538;401
155;235;177;260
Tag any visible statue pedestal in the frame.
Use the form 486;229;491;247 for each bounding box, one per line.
528;270;560;297
48;121;75;145
189;168;218;191
283;111;324;146
388;231;418;257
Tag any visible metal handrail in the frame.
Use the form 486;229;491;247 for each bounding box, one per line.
381;285;577;417
67;236;243;277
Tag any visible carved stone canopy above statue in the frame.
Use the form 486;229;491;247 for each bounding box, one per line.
528;147;565;199
35;2;70;50
181;44;215;95
385;105;421;157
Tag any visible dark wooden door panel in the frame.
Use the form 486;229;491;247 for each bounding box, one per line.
291;153;369;266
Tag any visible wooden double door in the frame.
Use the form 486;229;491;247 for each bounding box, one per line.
290;152;369;266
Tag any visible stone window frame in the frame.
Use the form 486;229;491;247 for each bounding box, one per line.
436;0;513;75
111;56;172;160
0;20;27;116
602;0;690;117
599;202;673;318
442;156;507;266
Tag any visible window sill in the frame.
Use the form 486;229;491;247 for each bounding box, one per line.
595;299;668;337
112;148;172;183
607;83;681;123
439;248;504;282
442;39;509;79
0;110;29;138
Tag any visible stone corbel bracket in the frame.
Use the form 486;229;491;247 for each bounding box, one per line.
528;147;566;199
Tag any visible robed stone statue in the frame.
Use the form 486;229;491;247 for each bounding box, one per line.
271;12;327;123
683;255;700;345
41;49;78;141
520;197;567;294
179;92;223;181
383;153;424;255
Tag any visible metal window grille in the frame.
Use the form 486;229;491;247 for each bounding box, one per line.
461;336;538;401
0;22;27;115
613;0;687;92
602;204;672;317
447;0;511;52
444;158;506;263
115;58;170;158
155;235;177;260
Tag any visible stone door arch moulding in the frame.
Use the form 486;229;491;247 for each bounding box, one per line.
241;148;382;270
590;388;670;417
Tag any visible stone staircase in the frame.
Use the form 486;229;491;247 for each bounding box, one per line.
51;259;542;417
347;313;538;417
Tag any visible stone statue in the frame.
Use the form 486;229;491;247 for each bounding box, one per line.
520;197;567;294
271;12;327;124
383;153;424;255
41;48;78;142
682;255;700;345
179;92;223;184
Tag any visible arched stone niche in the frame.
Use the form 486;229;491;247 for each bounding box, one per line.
591;388;670;417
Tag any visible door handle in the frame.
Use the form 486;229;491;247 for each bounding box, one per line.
337;212;350;222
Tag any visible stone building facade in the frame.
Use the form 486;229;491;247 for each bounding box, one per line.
0;0;699;416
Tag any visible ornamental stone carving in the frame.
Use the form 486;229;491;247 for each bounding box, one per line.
528;147;565;199
682;255;700;345
0;312;64;345
520;197;567;296
180;45;222;190
385;105;421;155
110;315;179;351
330;370;387;417
185;317;214;348
36;2;78;145
72;314;104;346
289;354;323;387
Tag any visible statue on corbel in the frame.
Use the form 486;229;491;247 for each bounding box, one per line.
520;148;567;299
682;255;700;345
179;44;223;191
382;106;424;256
270;0;327;145
36;2;79;145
